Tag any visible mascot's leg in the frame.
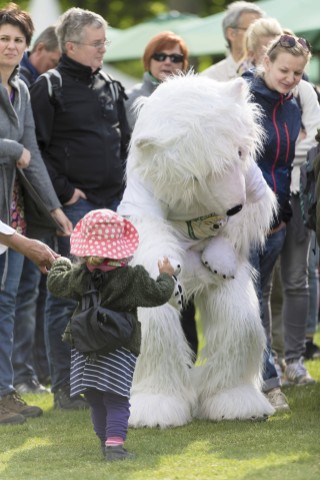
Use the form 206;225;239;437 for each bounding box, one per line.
193;261;275;420
128;216;197;428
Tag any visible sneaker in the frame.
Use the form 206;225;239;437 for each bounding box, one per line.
304;339;320;360
266;388;290;413
0;392;42;418
15;378;50;395
104;445;135;462
285;357;315;386
274;358;290;387
54;384;88;410
0;402;26;425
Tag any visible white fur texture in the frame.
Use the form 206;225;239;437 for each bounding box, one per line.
119;73;277;427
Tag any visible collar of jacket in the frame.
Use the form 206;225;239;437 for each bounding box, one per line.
242;68;293;104
2;65;20;89
19;51;39;82
58;53;101;85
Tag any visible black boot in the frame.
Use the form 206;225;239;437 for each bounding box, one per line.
105;445;135;462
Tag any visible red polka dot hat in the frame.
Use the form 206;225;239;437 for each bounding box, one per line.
70;209;139;259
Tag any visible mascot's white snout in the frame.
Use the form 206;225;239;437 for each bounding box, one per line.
119;72;278;428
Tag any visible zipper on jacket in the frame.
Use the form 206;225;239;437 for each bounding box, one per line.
271;100;281;193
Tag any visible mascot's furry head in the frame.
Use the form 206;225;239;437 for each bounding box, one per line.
127;73;265;211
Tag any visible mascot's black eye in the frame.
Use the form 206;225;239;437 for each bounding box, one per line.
238;150;242;158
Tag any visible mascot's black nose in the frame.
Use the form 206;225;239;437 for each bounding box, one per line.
227;204;243;216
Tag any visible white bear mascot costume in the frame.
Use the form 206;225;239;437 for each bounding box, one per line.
118;73;277;427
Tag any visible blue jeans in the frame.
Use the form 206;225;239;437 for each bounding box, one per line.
307;231;319;335
0;249;24;397
13;230;52;386
250;226;286;392
45;198;120;393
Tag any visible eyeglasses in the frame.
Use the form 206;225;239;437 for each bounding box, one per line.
152;52;184;63
71;39;111;49
233;27;247;32
269;34;311;54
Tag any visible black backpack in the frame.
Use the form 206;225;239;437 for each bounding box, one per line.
300;133;320;231
63;280;134;355
39;68;125;109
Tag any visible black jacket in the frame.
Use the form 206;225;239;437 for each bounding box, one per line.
29;54;130;206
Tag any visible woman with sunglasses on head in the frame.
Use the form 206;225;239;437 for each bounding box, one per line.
125;31;189;131
240;21;320;383
243;34;312;412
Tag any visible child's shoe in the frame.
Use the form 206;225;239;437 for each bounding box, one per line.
105;445;135;462
100;439;106;458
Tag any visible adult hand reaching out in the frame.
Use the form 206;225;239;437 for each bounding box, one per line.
0;229;59;273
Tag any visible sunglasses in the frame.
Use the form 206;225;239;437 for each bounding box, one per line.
152;52;184;63
269;34;311;53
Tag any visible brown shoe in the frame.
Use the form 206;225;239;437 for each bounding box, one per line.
0;402;26;425
0;392;42;418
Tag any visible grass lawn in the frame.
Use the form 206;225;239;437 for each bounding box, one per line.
1;336;320;480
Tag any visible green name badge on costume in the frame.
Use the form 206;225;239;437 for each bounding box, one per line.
186;213;228;240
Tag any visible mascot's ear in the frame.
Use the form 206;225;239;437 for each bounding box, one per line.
227;77;249;99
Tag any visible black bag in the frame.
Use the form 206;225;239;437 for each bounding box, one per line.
71;283;134;354
17;168;64;239
300;138;320;231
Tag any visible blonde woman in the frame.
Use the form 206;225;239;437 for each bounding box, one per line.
244;33;313;411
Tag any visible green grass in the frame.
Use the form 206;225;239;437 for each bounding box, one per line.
1;337;320;480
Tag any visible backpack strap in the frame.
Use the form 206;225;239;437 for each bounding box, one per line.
38;68;64;110
99;70;127;102
41;68;62;97
82;280;101;310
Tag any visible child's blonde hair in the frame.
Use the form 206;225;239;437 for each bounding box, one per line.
85;256;105;266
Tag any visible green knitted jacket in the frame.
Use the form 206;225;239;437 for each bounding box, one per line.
47;257;175;355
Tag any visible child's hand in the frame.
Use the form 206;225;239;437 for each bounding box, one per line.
158;256;175;276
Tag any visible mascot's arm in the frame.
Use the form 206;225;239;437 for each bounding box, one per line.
245;160;268;203
224;160;278;258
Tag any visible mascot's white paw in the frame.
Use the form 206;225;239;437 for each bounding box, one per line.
196;385;275;421
201;236;237;279
166;257;181;276
128;393;193;428
168;275;185;311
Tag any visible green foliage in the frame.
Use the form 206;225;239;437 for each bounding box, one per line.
0;0;257;25
0;1;29;9
59;0;169;29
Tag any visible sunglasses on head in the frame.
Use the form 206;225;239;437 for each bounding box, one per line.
152;52;184;63
269;34;311;53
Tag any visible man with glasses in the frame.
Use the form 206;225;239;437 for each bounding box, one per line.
29;7;130;410
202;1;264;81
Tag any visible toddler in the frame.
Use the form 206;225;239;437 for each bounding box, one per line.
47;209;177;461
